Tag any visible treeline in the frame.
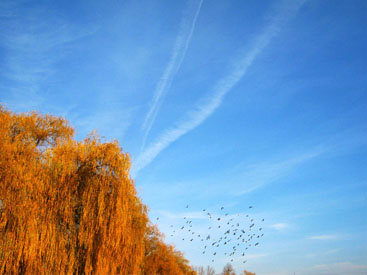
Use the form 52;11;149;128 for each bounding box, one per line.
0;105;196;274
194;264;255;275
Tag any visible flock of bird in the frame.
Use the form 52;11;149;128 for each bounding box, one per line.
156;205;265;264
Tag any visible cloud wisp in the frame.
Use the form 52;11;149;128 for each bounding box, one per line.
140;0;204;149
133;0;306;173
309;262;367;275
270;223;289;230
308;234;340;240
232;150;323;195
0;0;97;111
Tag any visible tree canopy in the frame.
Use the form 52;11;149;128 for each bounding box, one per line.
0;105;195;274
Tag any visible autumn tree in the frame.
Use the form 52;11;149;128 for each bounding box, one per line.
243;270;256;275
142;224;196;274
0;105;194;274
222;263;236;275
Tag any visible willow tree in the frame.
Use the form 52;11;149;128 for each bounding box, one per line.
142;224;196;275
0;106;148;274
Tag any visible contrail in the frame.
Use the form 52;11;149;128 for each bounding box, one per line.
133;0;306;174
141;0;204;150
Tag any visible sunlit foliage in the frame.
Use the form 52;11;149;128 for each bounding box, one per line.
0;105;195;274
142;224;196;274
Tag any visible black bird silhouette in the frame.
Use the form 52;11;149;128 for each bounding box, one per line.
186;205;189;208
156;217;159;220
249;206;253;209
221;207;224;210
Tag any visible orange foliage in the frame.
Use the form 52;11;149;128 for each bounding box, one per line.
142;224;196;275
0;105;194;274
243;270;256;275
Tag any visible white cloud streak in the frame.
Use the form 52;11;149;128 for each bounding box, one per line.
141;0;204;148
270;223;289;230
133;0;306;173
308;234;340;240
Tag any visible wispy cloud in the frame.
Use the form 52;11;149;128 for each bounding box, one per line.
141;0;204;149
270;223;289;230
308;234;340;240
133;0;306;173
0;1;96;111
233;150;323;195
309;262;367;275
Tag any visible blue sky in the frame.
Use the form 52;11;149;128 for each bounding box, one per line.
1;0;367;274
